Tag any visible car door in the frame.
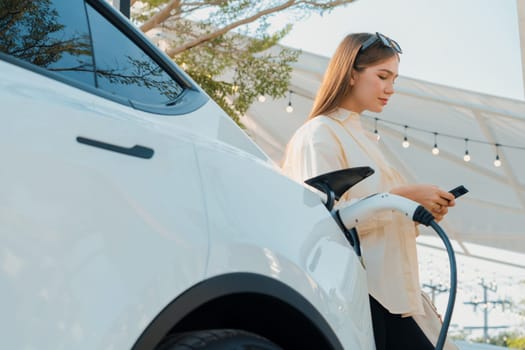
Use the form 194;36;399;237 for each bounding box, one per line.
0;1;209;348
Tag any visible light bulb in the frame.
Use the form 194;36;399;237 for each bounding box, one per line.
373;118;380;141
402;137;410;148
432;133;439;155
258;95;266;103
286;91;294;113
494;155;501;167
402;126;410;148
463;138;470;162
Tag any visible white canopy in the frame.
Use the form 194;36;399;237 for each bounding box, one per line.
242;49;525;266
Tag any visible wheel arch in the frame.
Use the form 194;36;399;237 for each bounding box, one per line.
132;272;344;350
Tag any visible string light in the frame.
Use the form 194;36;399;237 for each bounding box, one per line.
402;125;410;148
258;95;266;103
432;132;440;155
494;144;502;167
463;138;471;162
359;114;525;167
374;118;380;141
276;89;525;167
286;90;294;113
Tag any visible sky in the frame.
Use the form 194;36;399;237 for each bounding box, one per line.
272;0;524;101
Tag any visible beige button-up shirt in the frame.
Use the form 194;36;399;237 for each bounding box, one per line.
281;108;424;316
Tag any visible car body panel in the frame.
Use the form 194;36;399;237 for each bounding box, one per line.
1;60;209;349
196;143;374;349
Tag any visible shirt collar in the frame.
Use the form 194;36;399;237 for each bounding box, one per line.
328;107;361;122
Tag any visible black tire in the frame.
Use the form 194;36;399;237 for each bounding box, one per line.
156;329;283;350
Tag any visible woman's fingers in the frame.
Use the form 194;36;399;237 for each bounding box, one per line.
435;198;450;208
430;208;444;221
393;184;455;215
432;206;446;220
430;197;449;221
438;190;455;206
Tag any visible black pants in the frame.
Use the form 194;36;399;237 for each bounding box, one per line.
369;295;434;350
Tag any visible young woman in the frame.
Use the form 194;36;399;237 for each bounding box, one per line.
281;32;457;350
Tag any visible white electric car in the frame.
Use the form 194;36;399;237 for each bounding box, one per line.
0;0;375;349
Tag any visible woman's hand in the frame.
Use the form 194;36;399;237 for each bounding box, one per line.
390;184;456;222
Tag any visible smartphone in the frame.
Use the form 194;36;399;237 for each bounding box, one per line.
449;185;469;199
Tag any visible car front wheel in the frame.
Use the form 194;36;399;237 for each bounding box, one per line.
156;329;283;350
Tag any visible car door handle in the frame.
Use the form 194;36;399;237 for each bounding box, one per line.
76;136;154;159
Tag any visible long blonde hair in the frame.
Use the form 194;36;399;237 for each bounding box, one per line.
308;33;399;120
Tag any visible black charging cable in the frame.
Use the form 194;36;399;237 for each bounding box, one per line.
413;206;457;350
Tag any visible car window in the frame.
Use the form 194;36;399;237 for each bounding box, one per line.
0;0;96;86
85;3;184;106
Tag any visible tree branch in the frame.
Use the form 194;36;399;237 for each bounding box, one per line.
298;0;353;7
139;0;181;33
165;0;297;57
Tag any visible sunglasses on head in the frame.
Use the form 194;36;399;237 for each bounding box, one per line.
359;32;402;54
